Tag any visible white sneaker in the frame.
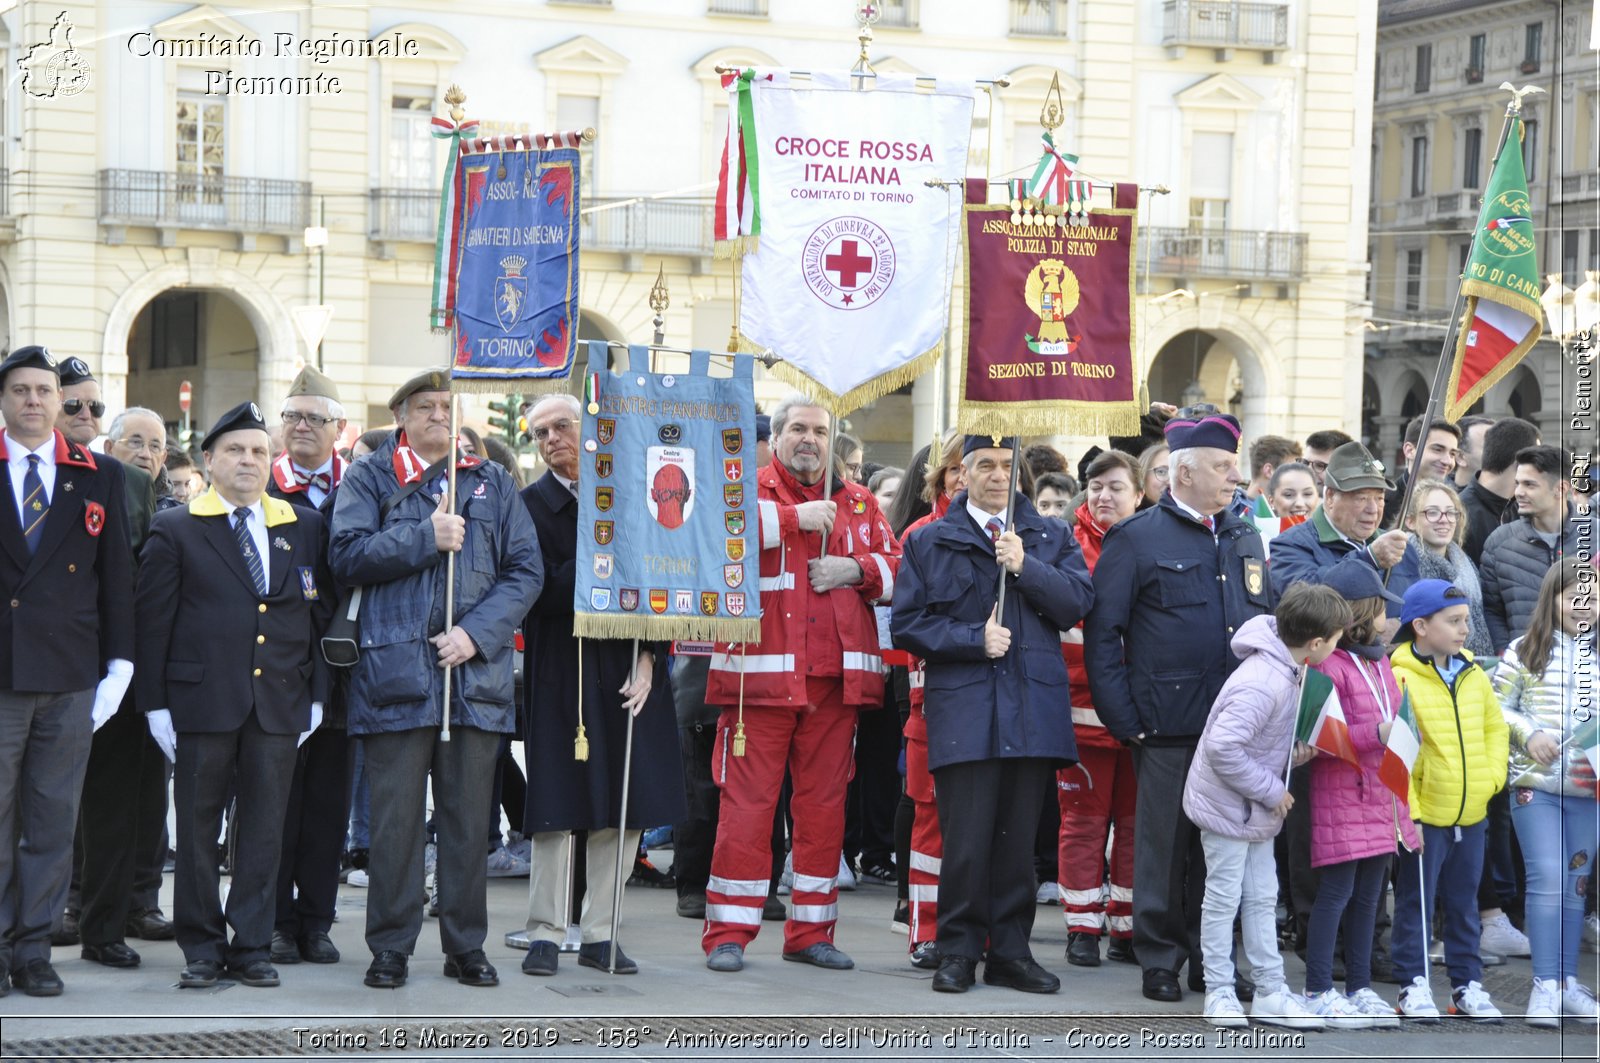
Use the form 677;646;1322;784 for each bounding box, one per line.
1204;986;1248;1028
1347;986;1402;1028
346;868;369;888
1450;980;1503;1023
1398;975;1441;1023
1479;912;1532;957
836;854;857;892
1250;986;1326;1029
1303;986;1374;1029
1035;880;1059;905
777;851;792;896
1585;912;1600;954
1563;977;1599;1025
1525;977;1561;1028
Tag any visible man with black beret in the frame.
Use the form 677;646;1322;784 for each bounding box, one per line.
137;401;334;990
1084;408;1272;1006
0;345;135;997
893;435;1095;994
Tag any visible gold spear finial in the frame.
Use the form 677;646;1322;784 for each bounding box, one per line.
444;84;466;125
649;265;670;315
1041;72;1065;132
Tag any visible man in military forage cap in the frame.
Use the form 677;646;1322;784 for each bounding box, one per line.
267;365;352;967
1084;407;1272;1004
0;345;135;997
330;368;541;991
137;401;333;989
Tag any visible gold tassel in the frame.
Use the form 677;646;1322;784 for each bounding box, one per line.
572;614;761;641
574;638;589;761
955;399;1142;439
732;642;748;757
741;334;944;417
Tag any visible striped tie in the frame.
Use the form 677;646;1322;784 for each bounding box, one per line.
233;508;267;597
21;455;48;554
985;516;1004;545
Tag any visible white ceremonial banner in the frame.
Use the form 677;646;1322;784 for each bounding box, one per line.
733;71;974;414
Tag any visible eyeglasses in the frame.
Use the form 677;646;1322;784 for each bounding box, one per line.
1150;467;1170;480
118;436;165;454
1421;507;1459;523
1306;460;1330;474
63;399;106;418
843;462;864;478
531;418;577;442
281;411;336;428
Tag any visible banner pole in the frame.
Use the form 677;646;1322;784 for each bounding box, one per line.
440;398;458;743
608;640;640;972
994;436;1023;616
1390;97;1521;546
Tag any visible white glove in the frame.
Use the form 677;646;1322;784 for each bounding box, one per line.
297;702;324;748
146;708;177;763
91;659;134;733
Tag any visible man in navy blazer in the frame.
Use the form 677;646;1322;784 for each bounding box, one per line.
0;345;134;997
137;401;332;990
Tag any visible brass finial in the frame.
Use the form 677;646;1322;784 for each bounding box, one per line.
1041;72;1065;132
648;266;670;315
1499;82;1547;115
852;2;878;84
444;84;466;124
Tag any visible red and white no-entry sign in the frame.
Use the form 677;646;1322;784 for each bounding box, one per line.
178;380;192;412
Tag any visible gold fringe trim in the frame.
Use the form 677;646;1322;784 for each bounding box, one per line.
735;329;943;417
956;399;1141;439
572;613;762;642
449;376;574;396
714;235;759;261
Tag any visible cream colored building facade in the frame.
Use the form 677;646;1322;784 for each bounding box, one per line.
1367;0;1595;463
0;0;1376;467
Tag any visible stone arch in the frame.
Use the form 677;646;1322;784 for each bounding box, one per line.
101;263;296;420
1141;304;1281;433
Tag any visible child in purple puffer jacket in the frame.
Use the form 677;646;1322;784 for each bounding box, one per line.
1183;583;1350;1030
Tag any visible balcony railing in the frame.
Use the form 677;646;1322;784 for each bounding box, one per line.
707;0;768;16
1432;191;1477;222
1161;1;1288;50
876;0;920;29
1140;227;1307;281
99;169;310;234
1560;171;1600;202
369;188;437;242
584;197;713;257
1010;0;1069;36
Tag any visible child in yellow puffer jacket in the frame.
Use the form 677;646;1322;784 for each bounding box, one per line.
1387;580;1509;1024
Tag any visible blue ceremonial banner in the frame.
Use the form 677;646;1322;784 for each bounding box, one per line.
573;347;762;641
448;146;580;392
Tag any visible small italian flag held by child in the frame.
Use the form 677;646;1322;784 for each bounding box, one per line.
1379;685;1421;801
1572;712;1600;777
1250;496;1305;558
1296;665;1358;767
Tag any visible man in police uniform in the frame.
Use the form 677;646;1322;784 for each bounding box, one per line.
266;365;350;967
0;345;134;997
52;360;168;968
137;401;333;989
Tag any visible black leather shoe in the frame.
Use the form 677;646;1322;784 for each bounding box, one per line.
443;950;498;986
12;958;63;996
50;909;79;946
1066;931;1101;967
1106;936;1136;964
299;931;340;964
270;931;301;965
179;958;223;989
363;950;408;989
81;941;141;968
520;940;558;976
228;959;280;987
762;894;786;921
578;941;638;974
983;956;1060;994
676;892;707;919
931;954;977;993
1142;967;1182;1002
125;908;175;941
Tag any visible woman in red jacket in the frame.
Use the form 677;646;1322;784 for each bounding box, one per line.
1056;450;1143;966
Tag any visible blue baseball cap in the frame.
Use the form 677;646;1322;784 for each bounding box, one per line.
1399;578;1466;628
1320;563;1403;605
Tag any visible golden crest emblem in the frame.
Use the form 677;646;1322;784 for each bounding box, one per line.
1243;558;1265;597
1023;258;1079;343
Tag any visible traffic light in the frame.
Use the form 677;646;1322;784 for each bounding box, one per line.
487;394;523;446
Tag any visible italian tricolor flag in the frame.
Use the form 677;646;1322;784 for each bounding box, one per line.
1295;666;1358;768
1251;495;1305;558
1379;686;1421;801
1571;713;1600;777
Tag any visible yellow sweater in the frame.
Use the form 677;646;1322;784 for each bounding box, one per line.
1390;643;1509;828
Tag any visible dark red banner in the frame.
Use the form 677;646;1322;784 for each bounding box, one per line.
958;204;1140;436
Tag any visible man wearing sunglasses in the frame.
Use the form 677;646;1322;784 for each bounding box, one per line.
51;358;169;973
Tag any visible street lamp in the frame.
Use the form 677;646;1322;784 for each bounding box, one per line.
303;198;329;369
1542;270;1600;360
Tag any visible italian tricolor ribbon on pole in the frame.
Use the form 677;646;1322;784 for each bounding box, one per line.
1295;664;1359;769
1445;113;1543;421
1250;495;1305;559
1379;685;1421;801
